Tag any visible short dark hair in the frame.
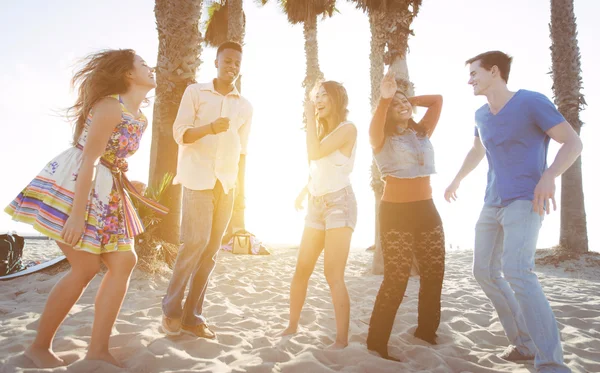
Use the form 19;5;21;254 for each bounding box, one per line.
465;51;513;83
217;41;243;56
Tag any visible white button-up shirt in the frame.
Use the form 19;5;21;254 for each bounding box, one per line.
173;81;252;192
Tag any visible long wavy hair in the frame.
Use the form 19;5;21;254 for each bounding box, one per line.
384;86;426;138
67;49;136;145
312;81;349;140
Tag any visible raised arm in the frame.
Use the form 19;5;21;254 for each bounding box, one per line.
305;100;357;161
370;70;397;152
410;95;443;137
369;97;392;151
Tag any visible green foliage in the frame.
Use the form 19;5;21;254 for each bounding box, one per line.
132;173;175;235
131;172;178;273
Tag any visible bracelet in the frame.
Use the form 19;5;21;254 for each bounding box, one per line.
210;122;216;134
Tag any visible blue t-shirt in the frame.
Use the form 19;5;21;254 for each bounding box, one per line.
474;89;565;207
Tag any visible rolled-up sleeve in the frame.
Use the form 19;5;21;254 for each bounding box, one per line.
173;85;198;145
239;104;253;155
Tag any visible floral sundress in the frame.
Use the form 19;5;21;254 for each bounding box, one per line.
4;95;165;254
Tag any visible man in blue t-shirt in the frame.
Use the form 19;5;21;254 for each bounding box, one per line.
445;51;582;373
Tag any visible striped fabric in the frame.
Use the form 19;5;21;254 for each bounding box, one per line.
4;95;160;255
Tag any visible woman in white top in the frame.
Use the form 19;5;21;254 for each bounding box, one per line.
282;81;357;349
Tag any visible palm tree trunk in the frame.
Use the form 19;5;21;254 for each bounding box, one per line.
150;0;203;244
385;7;414;95
225;0;246;235
369;9;386;275
550;0;588;253
303;14;324;100
371;7;417;275
227;0;245;43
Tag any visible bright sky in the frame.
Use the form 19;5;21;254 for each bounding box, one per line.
1;0;598;252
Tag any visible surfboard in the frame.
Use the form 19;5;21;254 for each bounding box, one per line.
0;255;66;281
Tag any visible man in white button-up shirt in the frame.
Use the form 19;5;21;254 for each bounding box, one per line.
162;42;252;339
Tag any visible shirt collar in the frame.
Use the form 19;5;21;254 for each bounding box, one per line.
199;79;241;97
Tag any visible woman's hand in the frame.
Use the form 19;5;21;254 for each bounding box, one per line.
380;70;397;99
304;99;316;124
61;211;86;246
295;188;308;211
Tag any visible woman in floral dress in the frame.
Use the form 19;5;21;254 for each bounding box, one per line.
4;49;165;368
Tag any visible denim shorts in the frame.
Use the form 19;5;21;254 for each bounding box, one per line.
305;185;357;231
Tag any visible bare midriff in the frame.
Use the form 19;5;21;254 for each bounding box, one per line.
382;175;432;203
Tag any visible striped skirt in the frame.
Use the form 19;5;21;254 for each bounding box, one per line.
4;147;134;254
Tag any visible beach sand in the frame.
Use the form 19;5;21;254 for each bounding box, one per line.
1;242;599;372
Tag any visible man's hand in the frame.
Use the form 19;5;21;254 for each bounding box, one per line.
444;179;460;203
533;173;557;216
211;117;230;134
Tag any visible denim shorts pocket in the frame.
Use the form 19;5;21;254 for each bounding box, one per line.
323;188;346;208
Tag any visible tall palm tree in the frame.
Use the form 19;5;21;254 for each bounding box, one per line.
204;0;247;235
549;0;588;253
149;0;204;244
260;0;335;101
351;0;422;274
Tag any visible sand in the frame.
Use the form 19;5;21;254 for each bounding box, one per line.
1;242;599;373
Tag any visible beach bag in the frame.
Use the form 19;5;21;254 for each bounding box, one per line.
232;232;252;255
0;233;25;276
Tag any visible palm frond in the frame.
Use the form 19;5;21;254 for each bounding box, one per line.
147;172;175;202
204;0;229;47
131;172;175;231
207;0;224;19
350;0;421;15
204;0;247;47
283;0;336;24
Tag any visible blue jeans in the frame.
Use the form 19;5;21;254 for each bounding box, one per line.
162;183;234;326
473;200;570;373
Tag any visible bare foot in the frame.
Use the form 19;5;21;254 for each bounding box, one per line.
326;341;348;350
25;345;66;368
368;349;402;362
280;325;297;337
85;350;122;368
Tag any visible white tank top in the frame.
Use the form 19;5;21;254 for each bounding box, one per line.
308;121;357;197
